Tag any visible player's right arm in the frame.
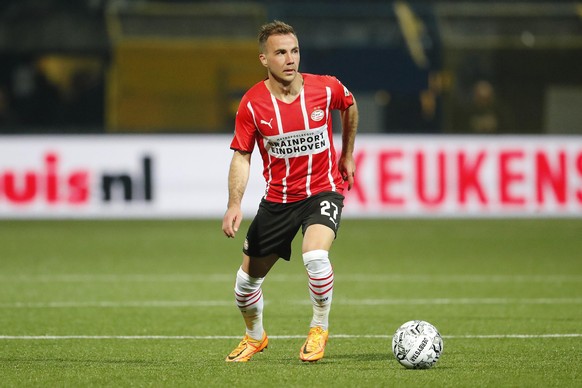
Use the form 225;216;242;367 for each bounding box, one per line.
222;149;252;238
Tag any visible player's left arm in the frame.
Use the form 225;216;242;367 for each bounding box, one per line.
339;97;358;191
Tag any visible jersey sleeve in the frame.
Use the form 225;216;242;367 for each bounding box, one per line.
230;96;257;152
326;75;354;111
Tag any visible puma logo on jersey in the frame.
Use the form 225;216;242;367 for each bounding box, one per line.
260;118;273;129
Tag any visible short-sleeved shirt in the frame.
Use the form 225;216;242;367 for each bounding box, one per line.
230;73;354;203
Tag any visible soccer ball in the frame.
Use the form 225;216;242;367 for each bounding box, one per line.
392;320;444;369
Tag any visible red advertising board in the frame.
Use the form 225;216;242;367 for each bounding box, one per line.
341;136;582;217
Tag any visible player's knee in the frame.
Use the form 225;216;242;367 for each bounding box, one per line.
303;250;331;272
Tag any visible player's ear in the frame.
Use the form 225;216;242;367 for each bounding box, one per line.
259;53;268;68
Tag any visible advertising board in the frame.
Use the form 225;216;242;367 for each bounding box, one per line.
1;135;580;218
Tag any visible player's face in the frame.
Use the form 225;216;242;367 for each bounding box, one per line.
260;33;300;85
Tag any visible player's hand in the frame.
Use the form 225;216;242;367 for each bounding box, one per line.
339;155;356;191
222;206;243;238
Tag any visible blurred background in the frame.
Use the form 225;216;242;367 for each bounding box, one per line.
1;0;581;135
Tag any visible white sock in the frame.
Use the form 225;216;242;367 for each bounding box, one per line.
234;267;265;341
303;250;334;330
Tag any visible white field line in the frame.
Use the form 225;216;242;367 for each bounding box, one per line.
0;334;580;340
339;298;582;305
0;274;581;283
0;301;234;308
1;298;582;309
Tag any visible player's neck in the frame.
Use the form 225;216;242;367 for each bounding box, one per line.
265;74;303;103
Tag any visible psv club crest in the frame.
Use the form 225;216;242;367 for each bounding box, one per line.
310;108;325;122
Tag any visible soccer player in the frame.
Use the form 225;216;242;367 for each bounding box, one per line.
222;20;358;362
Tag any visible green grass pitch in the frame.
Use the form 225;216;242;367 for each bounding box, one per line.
0;218;581;386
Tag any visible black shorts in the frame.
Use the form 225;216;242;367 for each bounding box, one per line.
243;191;345;261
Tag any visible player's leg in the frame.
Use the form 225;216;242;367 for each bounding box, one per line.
299;224;335;362
299;192;344;362
236;254;278;341
302;225;335;329
226;253;277;362
226;199;298;362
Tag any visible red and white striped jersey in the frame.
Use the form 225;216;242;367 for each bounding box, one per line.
230;73;354;203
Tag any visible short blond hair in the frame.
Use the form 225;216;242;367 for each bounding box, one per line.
258;20;296;53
